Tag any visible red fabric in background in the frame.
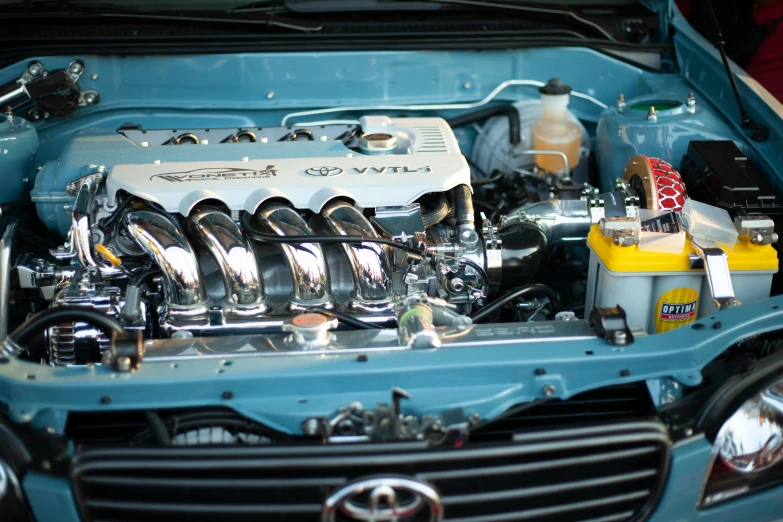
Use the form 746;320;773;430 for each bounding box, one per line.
746;2;783;102
677;0;783;102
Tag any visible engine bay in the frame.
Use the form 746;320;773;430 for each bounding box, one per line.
0;52;780;374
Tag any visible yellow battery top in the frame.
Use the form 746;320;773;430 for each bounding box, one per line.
587;225;779;273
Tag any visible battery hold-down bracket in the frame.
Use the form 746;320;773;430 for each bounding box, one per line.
589;305;635;346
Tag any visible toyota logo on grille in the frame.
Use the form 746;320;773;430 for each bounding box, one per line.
305;166;344;177
322;477;443;522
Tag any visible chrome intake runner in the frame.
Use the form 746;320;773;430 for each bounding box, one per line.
188;208;267;314
253;203;333;310
124;211;207;309
320;200;393;312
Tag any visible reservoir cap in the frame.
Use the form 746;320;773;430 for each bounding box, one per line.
539;78;572;95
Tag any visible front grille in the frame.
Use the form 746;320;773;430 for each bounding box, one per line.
71;420;669;522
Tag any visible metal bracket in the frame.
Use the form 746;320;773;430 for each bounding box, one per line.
301;387;471;445
599;216;641;246
589;305;634;346
691;237;741;310
734;215;778;246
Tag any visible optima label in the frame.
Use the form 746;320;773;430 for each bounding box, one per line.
655;288;699;332
659;302;697;320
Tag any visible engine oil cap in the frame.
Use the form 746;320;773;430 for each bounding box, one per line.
359;132;397;154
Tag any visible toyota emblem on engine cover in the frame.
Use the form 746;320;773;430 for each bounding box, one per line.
322;476;443;522
306;166;344;177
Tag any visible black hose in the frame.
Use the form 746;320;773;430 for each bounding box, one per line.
470;284;559;323
460;258;490;295
241;213;425;255
447;105;521;145
305;308;384;330
453;184;475;227
144;411;172;446
8;307;126;347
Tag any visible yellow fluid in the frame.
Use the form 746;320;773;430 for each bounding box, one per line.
532;118;581;174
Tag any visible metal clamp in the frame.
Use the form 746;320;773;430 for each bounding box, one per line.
589;305;634;346
599;216;641;247
734;215;778;246
481;212;502;294
691;237;740;310
103;330;144;372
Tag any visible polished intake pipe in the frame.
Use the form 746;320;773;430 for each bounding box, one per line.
187;208;266;311
124;210;207;307
253;203;332;308
320;200;393;311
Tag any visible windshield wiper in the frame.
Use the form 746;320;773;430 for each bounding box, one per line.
16;0;323;33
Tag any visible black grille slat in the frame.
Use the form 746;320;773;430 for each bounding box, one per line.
72;420;669;522
447;491;651;522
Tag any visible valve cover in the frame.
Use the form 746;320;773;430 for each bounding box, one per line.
105;116;469;215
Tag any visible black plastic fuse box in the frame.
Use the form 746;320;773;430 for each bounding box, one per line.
680;141;783;215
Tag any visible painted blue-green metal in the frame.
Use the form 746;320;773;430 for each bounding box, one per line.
1;295;782;435
595;92;739;192
0;114;38;204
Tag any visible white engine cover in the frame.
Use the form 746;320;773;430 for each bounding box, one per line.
106;117;470;215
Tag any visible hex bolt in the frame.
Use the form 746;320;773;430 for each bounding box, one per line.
302;418;320;436
616;93;626;110
85;93;96;104
662;393;676;404
542;384;556;397
266;91;275;99
449;278;465;293
647;106;658;122
463;81;472;89
684;427;694;437
468;412;480;425
116;356;131;372
91;73;99;80
69;61;83;75
613;330;628;345
28;62;43;77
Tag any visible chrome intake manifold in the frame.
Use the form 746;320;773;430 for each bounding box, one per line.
116;199;396;334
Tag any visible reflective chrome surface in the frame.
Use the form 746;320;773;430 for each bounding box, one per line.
188;208;267;312
322;476;444;522
141;319;595;361
717;380;783;473
0;222;16;341
124;210;207;307
320;200;393;311
509;198;592;245
253;203;332;308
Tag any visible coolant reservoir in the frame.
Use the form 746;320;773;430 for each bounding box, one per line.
532;79;581;175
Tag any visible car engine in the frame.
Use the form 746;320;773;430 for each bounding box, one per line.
3;71;778;369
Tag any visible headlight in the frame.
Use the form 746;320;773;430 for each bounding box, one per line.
702;379;783;506
0;459;33;521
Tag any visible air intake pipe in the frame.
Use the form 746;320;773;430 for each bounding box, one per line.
252;203;333;310
319;200;393;312
188;208;267;315
123;211;207;309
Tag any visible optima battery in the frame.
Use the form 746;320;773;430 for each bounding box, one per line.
585;226;778;333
